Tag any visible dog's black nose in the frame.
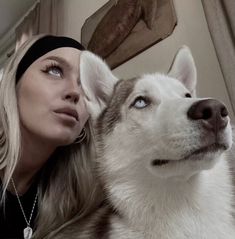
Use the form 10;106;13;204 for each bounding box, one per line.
187;99;228;132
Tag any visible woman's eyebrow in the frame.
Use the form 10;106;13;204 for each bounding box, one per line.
42;56;73;70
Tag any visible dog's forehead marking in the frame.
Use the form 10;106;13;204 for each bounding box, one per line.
97;74;188;137
97;78;138;136
134;73;188;99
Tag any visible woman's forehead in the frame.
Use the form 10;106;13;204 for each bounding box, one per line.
39;47;81;62
33;47;82;71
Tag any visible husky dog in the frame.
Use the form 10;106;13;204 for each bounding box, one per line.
53;47;235;239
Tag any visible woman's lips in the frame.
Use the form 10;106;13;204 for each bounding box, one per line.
54;107;79;121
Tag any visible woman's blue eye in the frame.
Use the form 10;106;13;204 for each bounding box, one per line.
47;66;63;77
43;63;63;78
132;97;149;109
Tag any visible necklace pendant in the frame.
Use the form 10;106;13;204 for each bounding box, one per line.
24;226;33;239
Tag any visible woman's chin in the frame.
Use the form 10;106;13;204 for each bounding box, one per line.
48;127;79;146
55;135;77;146
43;132;77;147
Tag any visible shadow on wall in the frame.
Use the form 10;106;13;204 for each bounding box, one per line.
81;0;177;69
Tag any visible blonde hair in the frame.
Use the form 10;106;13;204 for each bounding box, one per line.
0;35;103;238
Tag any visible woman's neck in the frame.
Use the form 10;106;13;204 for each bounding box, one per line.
11;131;57;195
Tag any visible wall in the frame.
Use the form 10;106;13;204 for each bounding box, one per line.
58;0;234;122
59;0;234;122
1;0;233;121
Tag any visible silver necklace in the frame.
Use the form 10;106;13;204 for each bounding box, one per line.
11;178;38;239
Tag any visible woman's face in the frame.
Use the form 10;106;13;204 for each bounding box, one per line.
17;47;89;147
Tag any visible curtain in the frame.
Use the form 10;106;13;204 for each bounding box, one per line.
15;2;40;50
15;0;61;50
0;68;3;82
201;0;235;115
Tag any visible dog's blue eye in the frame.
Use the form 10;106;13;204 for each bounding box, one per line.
132;97;149;109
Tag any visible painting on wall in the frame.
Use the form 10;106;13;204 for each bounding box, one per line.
81;0;177;69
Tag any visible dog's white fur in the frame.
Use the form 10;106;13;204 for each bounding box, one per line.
79;47;235;238
52;47;235;239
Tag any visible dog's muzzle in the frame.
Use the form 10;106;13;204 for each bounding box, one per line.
151;99;230;167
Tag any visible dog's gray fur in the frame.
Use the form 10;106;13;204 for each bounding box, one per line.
50;47;235;239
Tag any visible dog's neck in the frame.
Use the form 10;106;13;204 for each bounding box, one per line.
105;156;234;237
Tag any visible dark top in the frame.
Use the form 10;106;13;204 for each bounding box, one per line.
0;180;38;239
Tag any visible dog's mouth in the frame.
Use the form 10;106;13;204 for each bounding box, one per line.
152;159;170;166
151;143;228;167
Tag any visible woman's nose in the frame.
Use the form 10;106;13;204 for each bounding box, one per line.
64;90;80;104
63;80;80;104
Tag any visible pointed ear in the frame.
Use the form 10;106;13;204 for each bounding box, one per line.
80;51;118;119
168;46;197;96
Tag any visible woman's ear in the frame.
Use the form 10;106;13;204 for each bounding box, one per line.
168;46;197;96
80;51;118;119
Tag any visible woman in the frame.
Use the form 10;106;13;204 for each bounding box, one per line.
0;35;102;239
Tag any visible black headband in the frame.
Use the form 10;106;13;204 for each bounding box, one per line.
16;35;85;82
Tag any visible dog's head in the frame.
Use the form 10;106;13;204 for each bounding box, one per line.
80;47;232;180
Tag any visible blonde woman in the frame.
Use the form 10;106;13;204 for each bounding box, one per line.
0;35;102;239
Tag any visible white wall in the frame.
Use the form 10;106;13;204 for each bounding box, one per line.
0;0;232;122
59;0;234;122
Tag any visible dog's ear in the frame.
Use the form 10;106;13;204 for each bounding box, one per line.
168;46;197;96
80;51;118;119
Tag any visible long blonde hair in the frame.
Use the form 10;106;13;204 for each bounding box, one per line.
0;35;103;238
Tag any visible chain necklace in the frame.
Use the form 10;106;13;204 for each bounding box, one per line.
11;178;38;239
